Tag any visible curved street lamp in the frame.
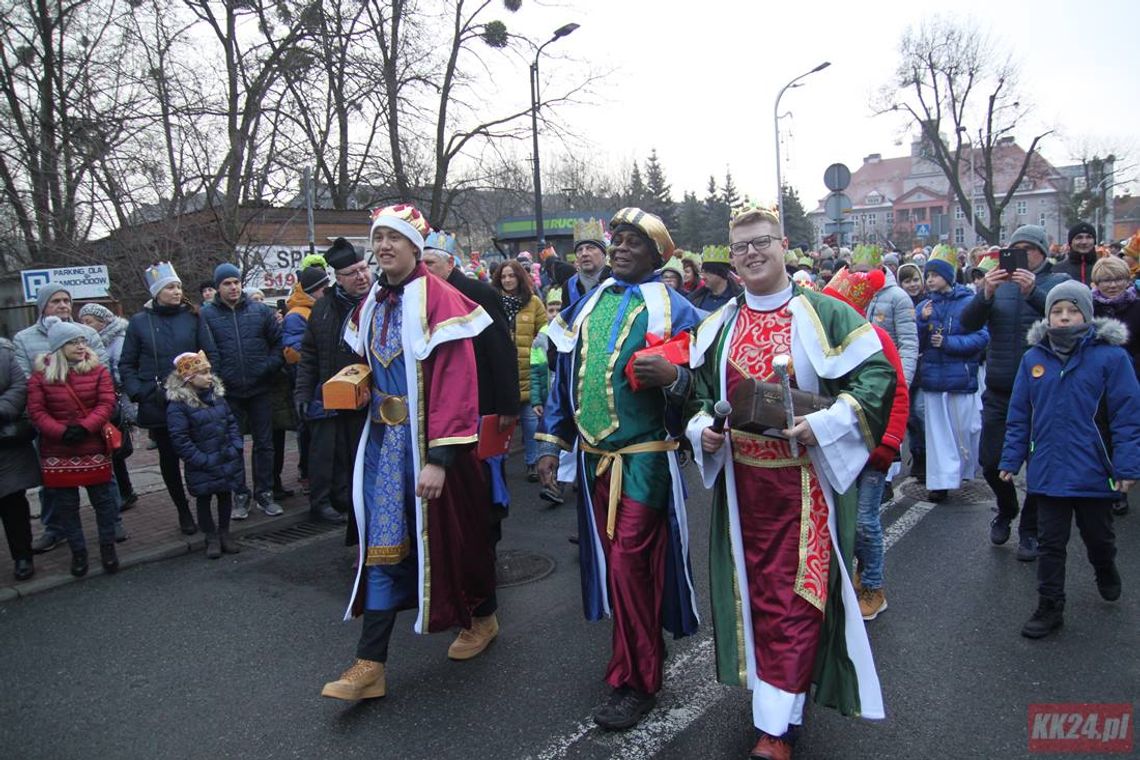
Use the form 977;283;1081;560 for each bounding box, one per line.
530;23;579;250
774;61;830;232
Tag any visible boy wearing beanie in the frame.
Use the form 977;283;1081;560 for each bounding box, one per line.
999;281;1140;638
1054;222;1098;286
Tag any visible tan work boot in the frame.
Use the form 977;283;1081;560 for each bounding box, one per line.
858;588;888;621
321;659;386;700
447;613;500;660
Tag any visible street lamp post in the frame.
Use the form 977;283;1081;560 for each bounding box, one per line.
530;22;579;252
774;61;830;230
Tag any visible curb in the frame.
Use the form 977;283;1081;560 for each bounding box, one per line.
0;508;309;602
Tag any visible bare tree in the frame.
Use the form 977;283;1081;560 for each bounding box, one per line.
876;16;1053;245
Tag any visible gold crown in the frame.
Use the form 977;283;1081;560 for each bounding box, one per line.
929;244;958;268
701;245;731;265
852;244;882;267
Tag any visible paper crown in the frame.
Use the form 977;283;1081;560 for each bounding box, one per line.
1124;231;1140;257
573;218;608;246
798;256;814;268
545;287;563;305
145;261;179;288
701;245;731;266
661;256;684;275
729;201;781;230
370;204;431;249
929;244;958;268
173;350;211;379
784;251;799;266
609;207;675;259
852;244;882;267
424;230;458;255
823;266;886;316
972;251;999;275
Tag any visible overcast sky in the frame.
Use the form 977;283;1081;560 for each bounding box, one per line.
491;0;1139;210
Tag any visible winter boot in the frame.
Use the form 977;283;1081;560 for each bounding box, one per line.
1021;596;1064;639
99;543;119;574
204;533;221;560
70;549;89;577
176;502;198;536
218;531;241;554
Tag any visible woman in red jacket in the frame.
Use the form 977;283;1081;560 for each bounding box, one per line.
26;318;119;577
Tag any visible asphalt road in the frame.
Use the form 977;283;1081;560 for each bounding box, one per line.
1;465;1136;760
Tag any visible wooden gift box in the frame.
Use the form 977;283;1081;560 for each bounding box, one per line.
322;364;372;410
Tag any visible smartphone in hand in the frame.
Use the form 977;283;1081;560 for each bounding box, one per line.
999;247;1028;273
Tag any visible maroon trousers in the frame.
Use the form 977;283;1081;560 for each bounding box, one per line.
591;471;667;695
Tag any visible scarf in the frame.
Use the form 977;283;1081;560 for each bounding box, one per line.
333;283;366;310
1046;323;1091;363
1092;287;1137;310
576;270;601;293
500;293;523;327
99;317;129;346
374;262;426;344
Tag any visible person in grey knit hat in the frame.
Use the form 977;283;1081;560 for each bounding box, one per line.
44;316;88;352
1045;281;1094;326
13;285;107;378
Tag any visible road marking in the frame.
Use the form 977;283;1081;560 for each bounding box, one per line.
528;498;937;759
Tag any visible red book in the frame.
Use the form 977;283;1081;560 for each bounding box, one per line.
477;415;516;460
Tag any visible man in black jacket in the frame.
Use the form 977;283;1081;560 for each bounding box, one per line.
201;263;285;519
544;220;611;308
1053;222;1098;285
422;233;521;514
295;239;371;524
960;224;1070;559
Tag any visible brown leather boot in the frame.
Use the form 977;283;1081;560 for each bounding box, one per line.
447;613;499;660
750;733;793;760
320;659;386;700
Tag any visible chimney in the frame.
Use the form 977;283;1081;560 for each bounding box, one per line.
864;153;882;164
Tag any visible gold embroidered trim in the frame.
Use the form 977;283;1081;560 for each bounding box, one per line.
428;434;478;447
575;302;646;445
793;465;826;612
534;432;573;451
731;450;811;468
579;439;678;539
796;295;874;358
366;540;411;566
417;361;430;625
837;392;874;450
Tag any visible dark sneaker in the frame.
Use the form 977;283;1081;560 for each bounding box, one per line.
256;492;284;517
99;543;119;574
592;686;656;730
115;522;129;543
526;465;539;483
1016;534;1039;562
1095;563;1121;601
14;558;34;581
880;482;894;504
540;484;564;505
989;516;1012;546
232;492;251;521
926;489;948;503
1021;596;1064;639
310;505;347;524
70;550;89;578
31;533;61;554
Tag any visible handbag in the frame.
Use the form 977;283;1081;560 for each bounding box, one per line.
63;381;123;454
728;379;834;436
0;415;36;446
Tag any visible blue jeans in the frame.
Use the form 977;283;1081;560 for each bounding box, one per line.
519;402;538;466
50;483;118;552
855;468;886;590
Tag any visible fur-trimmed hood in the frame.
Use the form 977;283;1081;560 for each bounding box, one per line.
164;372;226;408
33;347;100;375
1025;316;1129;348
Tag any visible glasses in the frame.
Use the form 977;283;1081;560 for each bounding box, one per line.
1097;277;1130;286
729;236;778;256
337;265;370;279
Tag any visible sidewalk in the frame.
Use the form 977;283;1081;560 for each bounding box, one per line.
0;430;312;602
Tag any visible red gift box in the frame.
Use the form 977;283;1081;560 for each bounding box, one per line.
624;332;691;391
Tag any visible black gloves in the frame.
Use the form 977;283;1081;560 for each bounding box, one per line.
62;425;87;444
294;400;308;421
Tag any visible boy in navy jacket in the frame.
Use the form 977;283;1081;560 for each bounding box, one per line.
1000;282;1140;638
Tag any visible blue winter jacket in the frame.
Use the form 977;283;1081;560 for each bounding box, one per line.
120;301;220;429
165;379;244;498
1000;318;1140;499
916;285;989;394
959;262;1069;394
199;294;283;399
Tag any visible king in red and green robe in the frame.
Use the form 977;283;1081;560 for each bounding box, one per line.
684;282;895;737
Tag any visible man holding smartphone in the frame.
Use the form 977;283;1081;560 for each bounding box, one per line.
960;225;1070;560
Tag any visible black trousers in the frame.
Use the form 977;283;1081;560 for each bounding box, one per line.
1036;496;1116;602
196;492;234;535
0;490;32;562
112;425;135;496
978;388;1037;535
307;412;365;516
151;427;190;511
357;610;398;663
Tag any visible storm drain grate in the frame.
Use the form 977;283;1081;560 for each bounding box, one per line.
900;477;995;505
496;549;555;588
239;520;342;553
